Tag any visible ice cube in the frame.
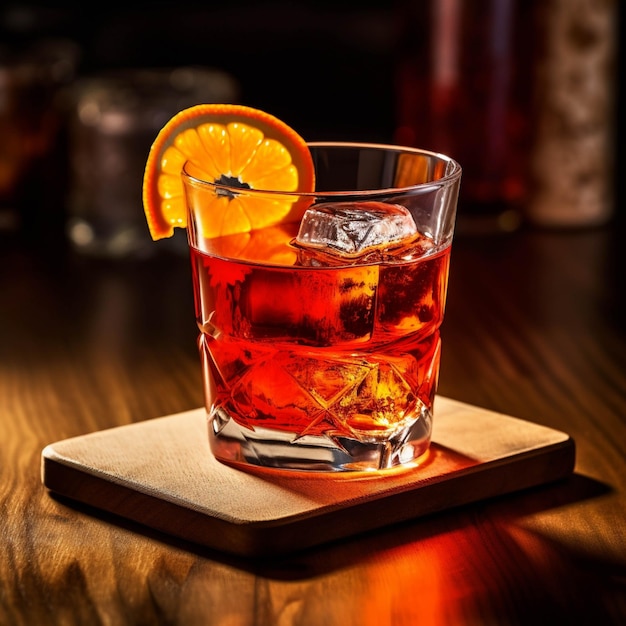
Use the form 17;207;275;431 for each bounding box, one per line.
236;263;378;345
294;201;418;261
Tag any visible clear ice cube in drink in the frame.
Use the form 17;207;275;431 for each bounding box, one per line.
294;201;418;266
234;263;378;345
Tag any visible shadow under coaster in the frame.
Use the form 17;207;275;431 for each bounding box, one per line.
41;396;575;557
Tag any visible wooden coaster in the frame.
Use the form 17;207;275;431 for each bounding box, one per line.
41;396;575;557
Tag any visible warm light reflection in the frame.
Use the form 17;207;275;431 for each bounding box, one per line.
354;525;476;626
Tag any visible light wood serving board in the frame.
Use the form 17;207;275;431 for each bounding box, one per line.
41;396;575;557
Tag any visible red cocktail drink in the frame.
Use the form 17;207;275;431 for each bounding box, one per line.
192;227;449;440
184;143;461;471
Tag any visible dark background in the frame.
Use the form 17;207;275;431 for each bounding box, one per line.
1;0;624;237
0;0;399;142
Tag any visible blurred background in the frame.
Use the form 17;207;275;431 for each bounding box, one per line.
0;0;623;257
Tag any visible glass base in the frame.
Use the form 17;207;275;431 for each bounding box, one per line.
208;407;432;473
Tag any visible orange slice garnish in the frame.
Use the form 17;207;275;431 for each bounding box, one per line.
142;104;315;240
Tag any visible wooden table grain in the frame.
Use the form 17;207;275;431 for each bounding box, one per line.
1;223;625;625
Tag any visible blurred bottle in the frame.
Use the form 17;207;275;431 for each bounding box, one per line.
393;0;535;234
526;0;617;229
0;38;80;237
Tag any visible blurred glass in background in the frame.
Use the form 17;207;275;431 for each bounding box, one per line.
64;67;239;258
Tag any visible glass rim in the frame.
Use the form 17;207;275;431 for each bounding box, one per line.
181;141;462;198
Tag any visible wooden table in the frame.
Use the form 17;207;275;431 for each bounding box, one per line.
1;221;625;625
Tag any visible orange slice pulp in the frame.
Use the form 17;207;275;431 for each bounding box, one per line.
142;104;315;241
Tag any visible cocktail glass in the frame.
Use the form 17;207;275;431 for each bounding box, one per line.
182;142;461;472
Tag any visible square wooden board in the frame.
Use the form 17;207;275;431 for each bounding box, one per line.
41;396;575;557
